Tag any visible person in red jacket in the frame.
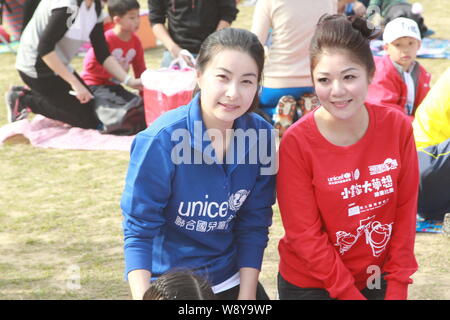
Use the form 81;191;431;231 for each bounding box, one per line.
366;17;431;119
277;14;419;300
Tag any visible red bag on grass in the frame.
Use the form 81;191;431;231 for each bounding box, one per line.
141;57;197;125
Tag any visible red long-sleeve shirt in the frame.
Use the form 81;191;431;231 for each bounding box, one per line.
277;103;419;300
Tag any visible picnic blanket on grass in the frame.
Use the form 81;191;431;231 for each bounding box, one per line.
416;215;443;234
0;115;135;151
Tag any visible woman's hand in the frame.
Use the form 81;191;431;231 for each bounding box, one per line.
71;83;93;104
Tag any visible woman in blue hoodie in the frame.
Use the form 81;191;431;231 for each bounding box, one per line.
121;28;277;300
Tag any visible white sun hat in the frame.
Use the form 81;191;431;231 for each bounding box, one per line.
383;17;421;44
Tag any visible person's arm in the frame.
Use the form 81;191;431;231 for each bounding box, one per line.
42;52;93;103
152;23;182;59
238;267;260;300
148;0;183;57
382;120;419;300
128;269;152;300
122;132;175;300
37;7;93;103
132;36;147;79
277;131;367;300
102;56;142;89
233;124;276;300
250;0;271;47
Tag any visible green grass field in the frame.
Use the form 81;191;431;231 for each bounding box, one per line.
0;1;449;300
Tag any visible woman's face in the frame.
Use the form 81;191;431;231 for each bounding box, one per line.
196;49;259;130
312;50;371;121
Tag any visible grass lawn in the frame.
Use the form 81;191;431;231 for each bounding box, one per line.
0;1;449;300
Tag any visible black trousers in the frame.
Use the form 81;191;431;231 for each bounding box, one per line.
214;282;270;300
277;272;387;300
19;71;100;129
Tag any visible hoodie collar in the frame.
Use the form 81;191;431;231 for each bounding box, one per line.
186;93;258;169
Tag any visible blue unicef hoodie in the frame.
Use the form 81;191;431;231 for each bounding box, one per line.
121;94;276;286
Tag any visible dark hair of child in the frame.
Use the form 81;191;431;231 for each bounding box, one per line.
143;270;216;300
107;0;140;18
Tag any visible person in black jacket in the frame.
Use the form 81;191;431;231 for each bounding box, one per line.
148;0;238;67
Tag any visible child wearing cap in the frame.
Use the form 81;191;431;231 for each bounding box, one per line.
366;17;431;118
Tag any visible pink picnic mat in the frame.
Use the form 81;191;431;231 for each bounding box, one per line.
0;115;135;151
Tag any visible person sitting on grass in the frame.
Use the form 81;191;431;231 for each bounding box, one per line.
81;0;147;135
413;67;450;222
366;17;430;119
5;0;141;129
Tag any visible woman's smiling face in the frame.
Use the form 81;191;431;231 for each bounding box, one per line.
196;48;259;130
312;49;371;121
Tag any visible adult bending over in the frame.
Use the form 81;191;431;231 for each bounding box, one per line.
6;0;141;129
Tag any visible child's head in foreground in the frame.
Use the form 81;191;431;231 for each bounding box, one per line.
383;17;421;71
143;270;216;300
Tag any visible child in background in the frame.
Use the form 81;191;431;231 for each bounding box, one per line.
81;0;147;134
82;0;146;88
366;17;430;118
143;270;216;300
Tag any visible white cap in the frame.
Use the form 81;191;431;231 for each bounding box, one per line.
383;17;421;44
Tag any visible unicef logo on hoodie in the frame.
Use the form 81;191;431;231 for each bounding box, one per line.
228;189;250;212
175;190;251;233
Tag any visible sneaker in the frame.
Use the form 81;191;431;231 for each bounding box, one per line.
273;95;296;137
4;87;29;122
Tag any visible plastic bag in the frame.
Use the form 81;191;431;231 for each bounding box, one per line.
141;51;197;125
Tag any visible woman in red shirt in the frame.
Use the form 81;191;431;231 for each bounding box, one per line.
277;14;419;300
